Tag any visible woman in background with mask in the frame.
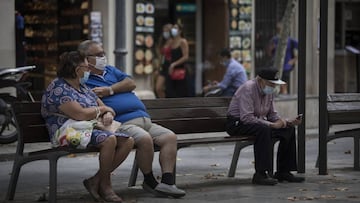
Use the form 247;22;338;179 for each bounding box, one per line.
41;51;134;202
166;23;189;98
225;67;305;186
155;23;173;98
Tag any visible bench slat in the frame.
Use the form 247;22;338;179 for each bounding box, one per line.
142;97;231;109
154;118;227;134
147;106;228;120
328;93;360;102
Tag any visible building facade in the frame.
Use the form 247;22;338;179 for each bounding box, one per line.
1;0;359;97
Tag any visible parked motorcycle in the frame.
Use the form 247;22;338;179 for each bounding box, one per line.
0;65;36;144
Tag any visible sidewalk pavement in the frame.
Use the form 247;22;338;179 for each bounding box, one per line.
0;126;360;203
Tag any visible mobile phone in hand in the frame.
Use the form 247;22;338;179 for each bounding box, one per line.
296;114;303;119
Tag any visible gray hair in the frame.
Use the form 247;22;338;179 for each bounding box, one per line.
77;40;100;56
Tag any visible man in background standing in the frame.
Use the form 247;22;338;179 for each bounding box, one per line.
270;22;298;95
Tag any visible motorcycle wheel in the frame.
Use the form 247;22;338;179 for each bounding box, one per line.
0;113;18;144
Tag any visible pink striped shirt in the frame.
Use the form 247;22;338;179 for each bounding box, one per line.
227;77;280;126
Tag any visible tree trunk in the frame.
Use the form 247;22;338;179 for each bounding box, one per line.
273;0;297;78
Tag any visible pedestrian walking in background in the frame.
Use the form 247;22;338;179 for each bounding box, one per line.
166;23;190;98
269;22;298;95
154;23;173;98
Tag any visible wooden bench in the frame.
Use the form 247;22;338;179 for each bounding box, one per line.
6;97;276;202
317;93;360;171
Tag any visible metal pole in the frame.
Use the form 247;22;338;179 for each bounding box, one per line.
297;0;306;174
114;0;128;71
357;55;360;93
319;0;328;175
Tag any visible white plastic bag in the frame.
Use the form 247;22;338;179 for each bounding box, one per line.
53;119;96;149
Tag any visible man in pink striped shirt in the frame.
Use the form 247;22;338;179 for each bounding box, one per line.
226;67;304;185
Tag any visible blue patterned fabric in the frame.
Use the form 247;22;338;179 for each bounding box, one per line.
41;78;128;146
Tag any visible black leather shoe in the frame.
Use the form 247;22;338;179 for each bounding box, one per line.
274;172;305;183
252;172;278;185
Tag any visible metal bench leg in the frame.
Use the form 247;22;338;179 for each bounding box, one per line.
228;142;242;177
269;139;278;176
128;158;139;187
354;136;359;170
49;156;59;203
228;141;253;177
5;159;22;200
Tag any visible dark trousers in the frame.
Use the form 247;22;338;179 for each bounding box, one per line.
226;117;298;173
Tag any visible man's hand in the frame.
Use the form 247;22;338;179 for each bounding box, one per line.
92;87;111;98
286;114;303;127
270;118;287;129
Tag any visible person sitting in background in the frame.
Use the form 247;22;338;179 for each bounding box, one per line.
78;40;186;198
226;67;305;186
203;48;248;97
41;51;134;202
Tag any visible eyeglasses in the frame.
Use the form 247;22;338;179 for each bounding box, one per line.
87;51;106;57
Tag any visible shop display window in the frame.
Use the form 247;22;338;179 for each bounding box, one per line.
17;0;91;91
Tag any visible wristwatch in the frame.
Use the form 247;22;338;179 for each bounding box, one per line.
109;86;114;95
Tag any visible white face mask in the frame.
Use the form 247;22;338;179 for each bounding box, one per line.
262;85;275;95
92;56;107;70
171;28;178;37
163;31;170;39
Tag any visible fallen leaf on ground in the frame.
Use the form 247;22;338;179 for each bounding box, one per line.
333;187;348;191
344;150;351;154
320;194;336;199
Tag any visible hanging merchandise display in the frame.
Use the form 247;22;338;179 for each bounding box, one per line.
90;11;103;45
21;0;91;91
228;0;253;76
133;0;155;75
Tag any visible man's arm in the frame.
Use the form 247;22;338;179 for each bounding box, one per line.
111;77;136;94
92;77;136;98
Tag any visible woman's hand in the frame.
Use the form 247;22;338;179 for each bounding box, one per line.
102;112;113;126
168;63;175;75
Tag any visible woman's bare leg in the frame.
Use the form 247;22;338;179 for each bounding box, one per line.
156;75;166;98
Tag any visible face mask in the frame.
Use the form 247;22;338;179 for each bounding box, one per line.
92;56;107;70
220;59;230;67
262;85;275;95
171;28;178;37
163;31;170;39
80;71;90;85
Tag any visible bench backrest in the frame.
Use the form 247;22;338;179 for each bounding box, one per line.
142;97;231;134
13;97;232;143
327;93;360;125
13;102;49;143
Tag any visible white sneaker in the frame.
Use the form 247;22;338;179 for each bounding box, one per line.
142;182;166;197
155;183;186;198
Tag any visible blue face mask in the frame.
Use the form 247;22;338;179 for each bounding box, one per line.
262;85;275;95
80;71;90;85
221;59;230;67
